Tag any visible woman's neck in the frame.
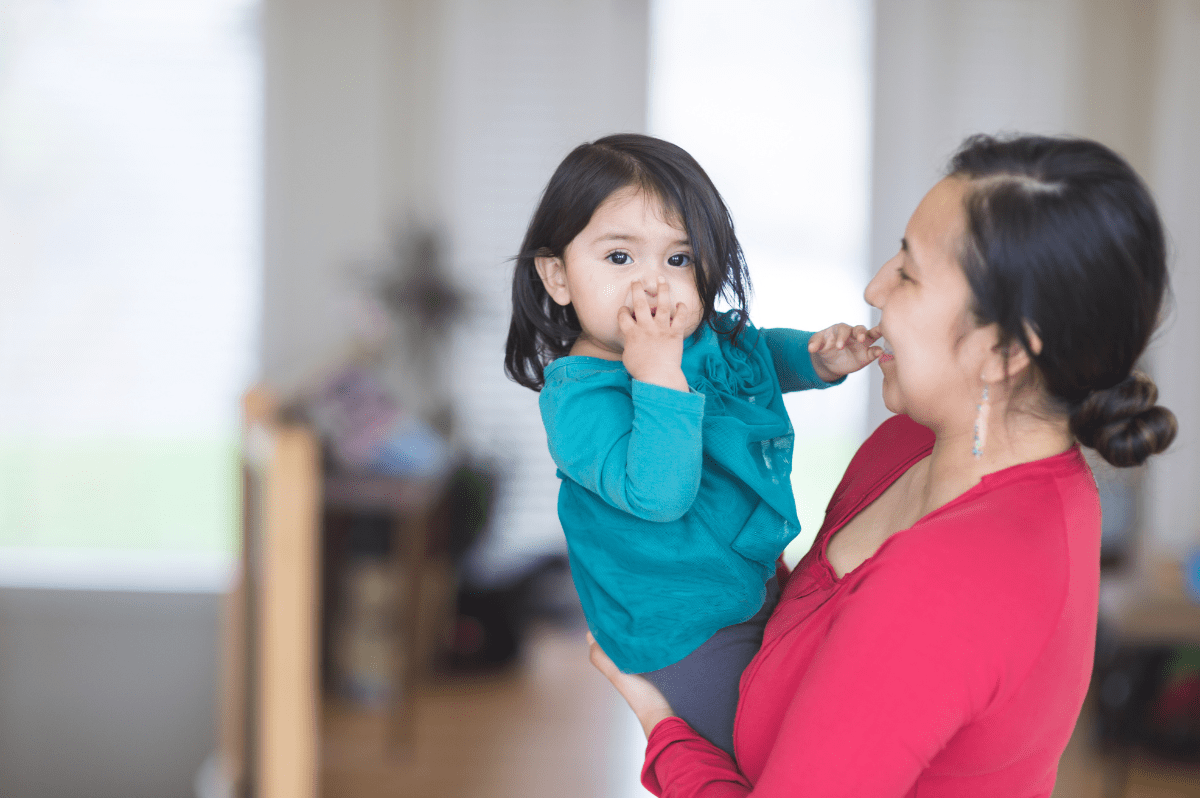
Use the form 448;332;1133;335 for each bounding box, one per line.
918;412;1074;520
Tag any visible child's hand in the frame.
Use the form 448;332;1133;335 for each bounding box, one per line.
808;323;882;383
618;277;690;392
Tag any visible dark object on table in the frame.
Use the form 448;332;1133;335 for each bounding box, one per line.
1095;625;1200;763
442;554;582;672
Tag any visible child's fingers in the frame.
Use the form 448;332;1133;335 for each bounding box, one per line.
823;327;837;351
656;278;672;324
617;304;636;332
628;280;651;321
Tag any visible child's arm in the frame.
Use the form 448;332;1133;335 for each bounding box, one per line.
763;325;881;392
541;370;705;523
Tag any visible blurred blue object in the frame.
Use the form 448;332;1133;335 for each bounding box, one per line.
371;415;451;478
308;364;452;478
1186;549;1200;604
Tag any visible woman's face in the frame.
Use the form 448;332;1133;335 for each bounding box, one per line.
864;177;995;430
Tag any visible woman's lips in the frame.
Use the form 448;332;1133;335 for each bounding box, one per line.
877;336;894;364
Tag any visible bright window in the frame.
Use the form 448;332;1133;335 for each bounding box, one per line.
650;0;873;559
0;0;260;589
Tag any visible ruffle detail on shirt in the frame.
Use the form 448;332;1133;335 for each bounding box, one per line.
682;316;801;541
731;498;800;563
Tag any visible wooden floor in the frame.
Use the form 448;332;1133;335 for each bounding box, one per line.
320;622;650;797
320;622;1200;798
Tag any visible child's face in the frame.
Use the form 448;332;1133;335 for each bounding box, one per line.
536;186;703;360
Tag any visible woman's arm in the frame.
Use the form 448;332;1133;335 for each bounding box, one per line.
588;634;755;797
640;563;983;796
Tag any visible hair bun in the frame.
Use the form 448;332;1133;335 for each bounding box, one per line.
1070;372;1177;467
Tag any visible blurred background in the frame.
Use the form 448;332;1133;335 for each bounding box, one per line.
0;0;1197;796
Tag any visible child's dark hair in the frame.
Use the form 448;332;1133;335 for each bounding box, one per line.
948;133;1176;467
504;133;751;390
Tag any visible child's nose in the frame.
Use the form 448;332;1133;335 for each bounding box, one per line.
641;268;666;294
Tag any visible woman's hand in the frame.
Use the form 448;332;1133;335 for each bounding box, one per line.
588;632;677;739
619;278;691;393
809;323;882;383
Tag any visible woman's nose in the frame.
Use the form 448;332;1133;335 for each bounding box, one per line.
863;258;892;309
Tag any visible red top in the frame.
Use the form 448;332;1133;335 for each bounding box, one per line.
642;414;1101;797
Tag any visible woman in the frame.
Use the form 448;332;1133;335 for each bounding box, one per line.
589;133;1178;796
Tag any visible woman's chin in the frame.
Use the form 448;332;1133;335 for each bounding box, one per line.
879;385;903;416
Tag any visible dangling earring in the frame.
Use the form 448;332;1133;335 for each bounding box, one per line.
972;384;990;459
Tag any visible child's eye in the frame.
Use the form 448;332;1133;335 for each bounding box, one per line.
606;251;631;266
667;253;691;268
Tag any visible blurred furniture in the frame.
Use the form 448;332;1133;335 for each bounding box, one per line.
322;470;453;747
218;387;321;797
1099;559;1200;648
218;387;453;797
1094;558;1200;793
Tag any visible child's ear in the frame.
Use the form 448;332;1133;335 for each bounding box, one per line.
535;255;571;307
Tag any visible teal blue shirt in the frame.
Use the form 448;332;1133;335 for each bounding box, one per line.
540;314;844;672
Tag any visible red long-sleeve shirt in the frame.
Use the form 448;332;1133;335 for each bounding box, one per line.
642;414;1101;797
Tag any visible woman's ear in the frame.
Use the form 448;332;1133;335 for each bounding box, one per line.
535;255;571;307
981;323;1039;384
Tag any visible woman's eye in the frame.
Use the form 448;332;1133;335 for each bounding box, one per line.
667;253;691;268
898;267;912;282
606;252;631;265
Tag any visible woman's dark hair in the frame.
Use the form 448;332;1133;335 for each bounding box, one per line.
504;133;751;390
948;133;1176;467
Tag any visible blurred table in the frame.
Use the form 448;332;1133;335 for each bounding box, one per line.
1099;558;1200;646
322;470;451;749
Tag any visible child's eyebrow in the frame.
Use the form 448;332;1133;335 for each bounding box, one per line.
593;233;692;249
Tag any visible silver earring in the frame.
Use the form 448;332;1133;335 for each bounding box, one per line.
972;384;990;459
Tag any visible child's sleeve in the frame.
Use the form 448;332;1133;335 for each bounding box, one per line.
541;374;705;522
762;328;846;393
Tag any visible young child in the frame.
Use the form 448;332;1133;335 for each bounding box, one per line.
504;134;878;755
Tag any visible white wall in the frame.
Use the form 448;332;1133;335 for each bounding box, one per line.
0;589;219;797
869;0;1200;559
261;0;650;581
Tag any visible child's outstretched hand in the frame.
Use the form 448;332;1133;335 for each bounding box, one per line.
808;323;882;383
618;277;691;392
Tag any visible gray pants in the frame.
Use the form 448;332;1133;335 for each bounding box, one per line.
641;576;781;757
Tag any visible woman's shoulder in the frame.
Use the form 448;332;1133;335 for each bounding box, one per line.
875;445;1099;607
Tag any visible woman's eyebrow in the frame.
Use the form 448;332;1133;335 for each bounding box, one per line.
900;237;921;273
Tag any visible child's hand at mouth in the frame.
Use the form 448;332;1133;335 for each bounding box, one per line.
619;277;691;392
